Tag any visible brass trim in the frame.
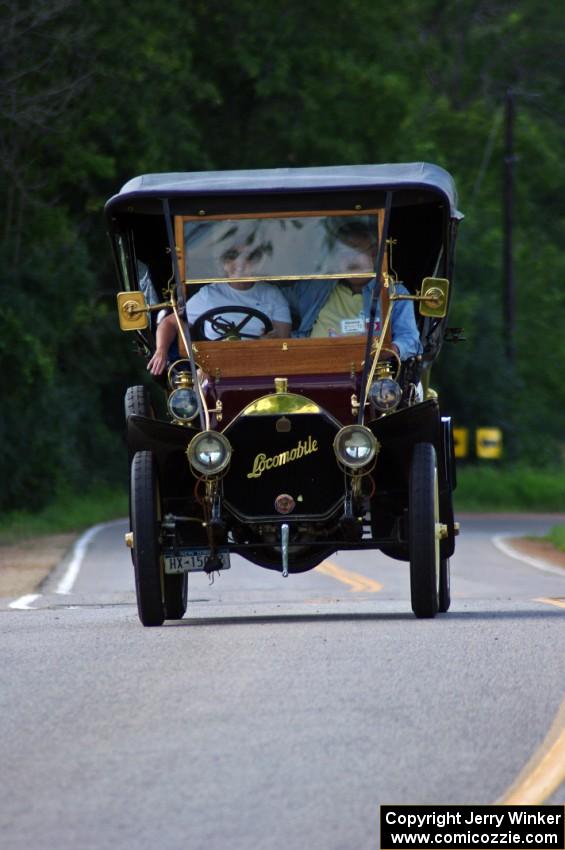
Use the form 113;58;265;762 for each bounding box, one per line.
246;436;319;480
208;399;223;423
359;283;396;410
170;305;210;431
393;277;449;318
274;378;288;394
167;359;194;389
186;430;232;477
124;532;134;549
374;360;395;380
176;372;193;389
117;291;174;329
241;393;321;416
183;271;376;286
116;291;149;331
333;424;380;471
175;208;382;285
418;277;449;317
436;523;449;540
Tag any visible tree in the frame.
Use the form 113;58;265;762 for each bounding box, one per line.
1;0;563;510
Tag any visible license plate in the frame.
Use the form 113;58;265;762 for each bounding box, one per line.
163;548;231;574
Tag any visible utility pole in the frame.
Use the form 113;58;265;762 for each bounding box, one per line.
502;89;515;363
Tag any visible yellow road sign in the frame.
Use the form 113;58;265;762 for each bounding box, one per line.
476;427;503;459
453;427;469;459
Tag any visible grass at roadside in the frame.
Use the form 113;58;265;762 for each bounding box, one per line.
454;464;565;512
0;487;128;545
547;525;565;552
455;465;565;551
0;465;563;545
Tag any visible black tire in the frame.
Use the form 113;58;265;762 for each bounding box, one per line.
131;451;165;626
164;573;188;620
126;387;154;565
125;385;153;420
438;558;451;613
409;443;440;619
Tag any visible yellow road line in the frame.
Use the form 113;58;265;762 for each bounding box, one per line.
535;596;565;610
497;697;565;804
315;560;383;593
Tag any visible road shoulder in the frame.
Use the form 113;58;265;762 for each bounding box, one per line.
0;534;78;598
506;537;565;570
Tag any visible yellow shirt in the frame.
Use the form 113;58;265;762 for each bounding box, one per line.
310;283;365;338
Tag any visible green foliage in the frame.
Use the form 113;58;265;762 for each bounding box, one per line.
0;0;563;509
0;233;140;510
546;526;565;553
454;465;565;512
0;486;128;544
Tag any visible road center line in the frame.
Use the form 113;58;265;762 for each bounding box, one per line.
497;697;565;804
535;597;565;610
315;560;383;593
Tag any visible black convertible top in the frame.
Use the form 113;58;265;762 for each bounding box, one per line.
105;162;461;219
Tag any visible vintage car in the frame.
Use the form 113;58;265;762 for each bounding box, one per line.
105;163;462;626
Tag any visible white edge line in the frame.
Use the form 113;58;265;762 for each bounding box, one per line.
493;534;565;578
56;519;126;595
9;593;41;610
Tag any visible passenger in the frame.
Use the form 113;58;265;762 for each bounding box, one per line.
288;246;421;361
147;242;291;376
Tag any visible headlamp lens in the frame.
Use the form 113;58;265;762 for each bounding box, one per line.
333;425;378;469
369;378;402;412
168;388;199;422
187;431;232;476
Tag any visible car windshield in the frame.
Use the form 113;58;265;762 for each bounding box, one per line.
172;211;398;351
179;213;381;284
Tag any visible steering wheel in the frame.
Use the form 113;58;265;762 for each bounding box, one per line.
191;306;273;341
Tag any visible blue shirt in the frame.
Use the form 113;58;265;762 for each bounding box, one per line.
285;278;422;361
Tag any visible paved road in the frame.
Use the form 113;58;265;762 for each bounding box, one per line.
2;514;564;850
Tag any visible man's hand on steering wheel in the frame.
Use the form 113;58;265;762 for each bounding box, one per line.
191;306;273;341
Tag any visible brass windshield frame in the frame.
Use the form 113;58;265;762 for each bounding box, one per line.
174;208;384;286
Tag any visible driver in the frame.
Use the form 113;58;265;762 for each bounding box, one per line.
147;242;291;376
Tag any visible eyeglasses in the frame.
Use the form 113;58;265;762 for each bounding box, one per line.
221;246;264;265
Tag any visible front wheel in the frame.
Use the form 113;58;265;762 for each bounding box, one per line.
164;574;188;620
438;557;451;613
409;443;440;619
131;451;165;626
126;387;154;565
